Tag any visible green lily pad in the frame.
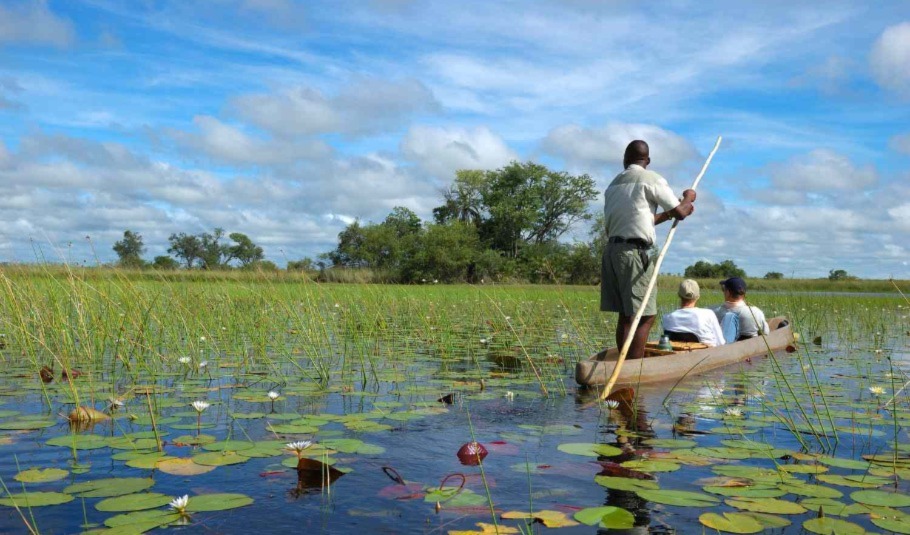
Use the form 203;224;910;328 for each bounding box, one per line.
320;438;385;455
103;509;181;530
573;506;634;529
594;476;659;492
96;492;172;512
699;512;764;534
65;477;155;498
201;440;254;452
183;493;253;512
620;460;680;472
642;438;697;449
636;489;720;507
107;437;161;450
125;452;175;469
740;512;791;528
871;513;910;534
704;485;786;498
817;457;871;470
46;434;109;450
817;474;890;488
850;489;910;507
778;482;843;499
14;467;69;483
0;491;74;507
0;419;56;430
802;517;866;534
725;497;808;514
557;443;622;457
192;451;249;466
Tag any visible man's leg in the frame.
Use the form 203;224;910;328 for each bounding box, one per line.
617;314;656;360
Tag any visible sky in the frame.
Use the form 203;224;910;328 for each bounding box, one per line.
0;0;908;278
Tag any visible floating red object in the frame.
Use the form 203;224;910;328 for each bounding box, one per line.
456;441;488;465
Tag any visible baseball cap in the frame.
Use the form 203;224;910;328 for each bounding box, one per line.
678;279;700;300
720;277;747;295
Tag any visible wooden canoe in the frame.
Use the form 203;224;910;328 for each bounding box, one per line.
575;317;794;387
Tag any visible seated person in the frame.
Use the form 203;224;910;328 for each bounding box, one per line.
713;277;769;342
661;279;725;347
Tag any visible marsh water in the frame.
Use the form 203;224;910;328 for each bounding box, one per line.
0;281;907;534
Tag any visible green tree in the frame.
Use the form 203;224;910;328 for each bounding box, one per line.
828;269;857;281
151;255;179;270
287;258;317;271
167;233;204;269
433;170;485;225
112;230;146;268
226;232;264;267
198;228;229;270
684;260;746;279
401;221;481;282
764;271;784;280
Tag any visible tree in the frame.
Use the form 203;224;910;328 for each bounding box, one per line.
112;230;146;268
433;170;485;225
764;271;784;280
828;269;857;281
151;255;179;270
401;221;482;283
226;232;264;267
684;260;747;279
167;233;204;269
198;228;229;270
287;258;317;271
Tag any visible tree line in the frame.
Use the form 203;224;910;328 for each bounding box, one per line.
111;160;860;283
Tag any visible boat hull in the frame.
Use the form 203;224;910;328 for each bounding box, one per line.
575;317;793;387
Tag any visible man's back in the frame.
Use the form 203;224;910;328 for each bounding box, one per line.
713;302;769;340
603;164;678;245
662;307;725;347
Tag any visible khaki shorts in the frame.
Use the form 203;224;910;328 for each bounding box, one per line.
600;243;657;317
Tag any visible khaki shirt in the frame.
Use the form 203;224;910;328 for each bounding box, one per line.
603;164;679;245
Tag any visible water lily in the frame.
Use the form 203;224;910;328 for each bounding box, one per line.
724;407;743;418
177;356;191;365
198;360;208;369
504;391;514;401
169;494;189;515
287;440;313;457
869;386;886;396
191;400;210;413
604;399;620;409
199;336;206;342
108;397;125;410
268;391;280;400
479;338;488;344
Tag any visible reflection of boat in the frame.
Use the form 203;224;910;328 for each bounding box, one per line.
575;317;793;387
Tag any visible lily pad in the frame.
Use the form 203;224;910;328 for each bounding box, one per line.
185;493;253;512
201;440;254;452
802;517;866;534
594;476;659;492
501;510;579;528
850;489;910;507
642;438;697;448
0;491;74;507
103;509;181;530
96;492;172;512
557;443;622;457
46;434;109;450
65;477;155;498
871;513;910;534
699;512;764;534
573;506;635;529
817;474;890;488
620;460;680;473
725;497;808;514
155;458;216;476
14;467;69;483
192;451;249;466
636;489;720;507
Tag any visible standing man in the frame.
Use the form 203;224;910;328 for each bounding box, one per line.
601;140;696;359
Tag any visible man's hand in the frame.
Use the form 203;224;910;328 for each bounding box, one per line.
681;189;696;202
669;190;696;221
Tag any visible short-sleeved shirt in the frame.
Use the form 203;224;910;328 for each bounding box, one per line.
662;307;726;347
713;301;769;339
603;164;679;245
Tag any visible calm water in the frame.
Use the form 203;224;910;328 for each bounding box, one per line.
0;304;906;534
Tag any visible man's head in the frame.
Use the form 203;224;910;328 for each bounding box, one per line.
720;277;747;300
623;140;650;169
678;278;700;306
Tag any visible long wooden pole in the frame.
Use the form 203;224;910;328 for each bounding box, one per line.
599;136;723;400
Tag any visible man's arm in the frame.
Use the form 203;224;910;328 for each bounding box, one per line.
655;189;696;225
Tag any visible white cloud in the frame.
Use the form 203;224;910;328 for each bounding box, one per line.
870;22;910;96
890;132;910;154
233;87;338;137
542;122;697;171
0;1;75;48
400;125;517;178
768;149;877;191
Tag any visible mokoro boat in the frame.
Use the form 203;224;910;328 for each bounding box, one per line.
575;317;794;387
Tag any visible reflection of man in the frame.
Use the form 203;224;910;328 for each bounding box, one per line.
713;277;769;342
601;140;696;359
661;279;725;346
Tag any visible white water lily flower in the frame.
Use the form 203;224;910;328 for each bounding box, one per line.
724;407;743;418
268;391;280;400
108;397;125;408
169;494;189;513
286;440;313;454
177;356;192;365
605;400;620;409
479;338;488;344
869;386;886;396
199;336;206;342
191;400;210;413
504;391;514;401
198;361;208;369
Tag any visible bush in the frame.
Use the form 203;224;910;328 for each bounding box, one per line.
764;271;784;280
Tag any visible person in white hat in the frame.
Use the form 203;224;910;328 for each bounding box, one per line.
661;279;725;347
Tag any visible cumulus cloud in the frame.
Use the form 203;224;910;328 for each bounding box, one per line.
870;22;910;96
400;125;517;178
0;1;75;48
767;149;877;192
232;78;438;138
542;122;697;171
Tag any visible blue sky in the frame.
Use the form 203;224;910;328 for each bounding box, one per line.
0;0;908;277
